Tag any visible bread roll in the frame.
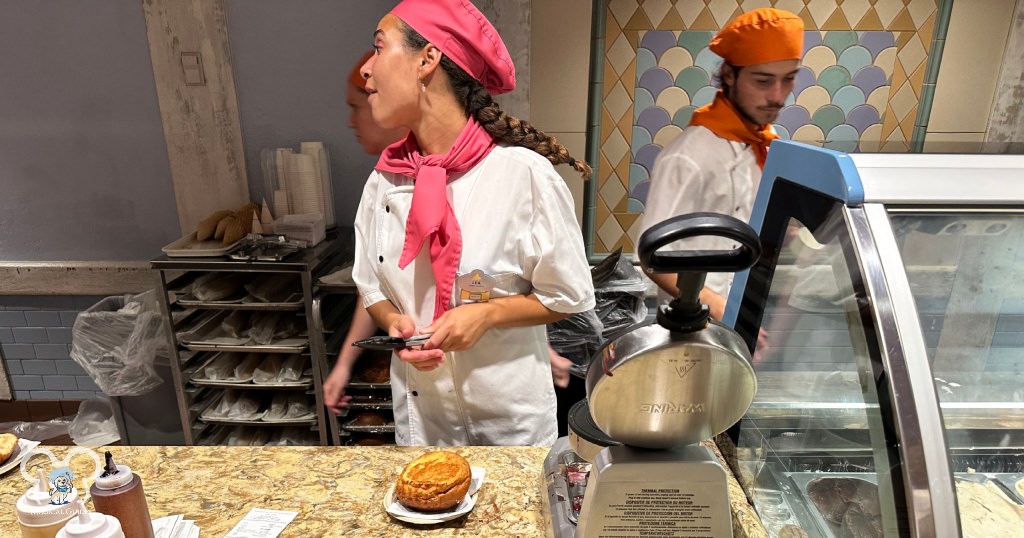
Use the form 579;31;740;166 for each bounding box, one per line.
0;433;18;464
359;352;391;383
395;451;472;512
351;412;387;427
196;210;233;241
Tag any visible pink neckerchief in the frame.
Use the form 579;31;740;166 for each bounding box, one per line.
374;117;496;320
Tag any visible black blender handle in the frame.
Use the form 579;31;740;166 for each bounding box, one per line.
638;212;761;274
638;213;761;332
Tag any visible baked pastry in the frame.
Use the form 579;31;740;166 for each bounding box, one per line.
395;451;472;512
359;351;391;383
196;210;233;241
351;412;387;427
0;433;18;464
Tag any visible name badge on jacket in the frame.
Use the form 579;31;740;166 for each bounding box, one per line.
457;270;497;304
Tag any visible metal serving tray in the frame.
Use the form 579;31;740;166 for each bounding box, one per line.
785;472;880;538
177;292;304;310
161;232;243;258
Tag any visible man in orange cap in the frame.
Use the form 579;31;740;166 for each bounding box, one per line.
637;8;804;320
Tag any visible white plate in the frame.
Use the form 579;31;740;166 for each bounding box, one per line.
383;466;486;524
0;438;43;476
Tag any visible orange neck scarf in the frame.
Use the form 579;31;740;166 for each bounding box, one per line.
688;91;777;169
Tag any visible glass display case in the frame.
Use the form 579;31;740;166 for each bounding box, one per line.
721;141;1024;538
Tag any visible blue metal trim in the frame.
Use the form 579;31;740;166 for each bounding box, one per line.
723;140;864;327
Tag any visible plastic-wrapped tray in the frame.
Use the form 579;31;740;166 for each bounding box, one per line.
190;352;313;388
199;392;267;423
162;232;243;258
178;310;308;352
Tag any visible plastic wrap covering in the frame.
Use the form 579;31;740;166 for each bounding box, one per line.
69;291;167;397
68;398;120;446
547;248;648;376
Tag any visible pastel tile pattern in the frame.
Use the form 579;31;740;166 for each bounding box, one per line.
594;0;940;254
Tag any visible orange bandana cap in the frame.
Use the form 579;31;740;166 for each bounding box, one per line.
349;50;374;92
709;8;804;67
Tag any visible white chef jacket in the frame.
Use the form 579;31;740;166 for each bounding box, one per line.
636;125;762;302
353;145;596;446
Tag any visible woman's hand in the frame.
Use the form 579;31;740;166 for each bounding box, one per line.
422;303;494;352
548;346;572;388
323;363;353;414
390;314;446;371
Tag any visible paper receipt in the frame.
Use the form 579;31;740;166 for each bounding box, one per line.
224;508;298;538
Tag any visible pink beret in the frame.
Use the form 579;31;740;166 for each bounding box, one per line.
391;0;516;95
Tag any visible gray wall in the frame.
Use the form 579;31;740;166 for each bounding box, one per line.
0;1;180;261
226;0;401;229
226;0;531;230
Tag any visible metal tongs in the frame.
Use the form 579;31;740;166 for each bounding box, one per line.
352;334;432;350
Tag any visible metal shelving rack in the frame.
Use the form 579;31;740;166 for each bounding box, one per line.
314;278;396;446
152;232;352;445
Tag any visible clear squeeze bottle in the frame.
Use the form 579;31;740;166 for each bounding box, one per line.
16;470;81;538
88;452;155;538
56;500;124;538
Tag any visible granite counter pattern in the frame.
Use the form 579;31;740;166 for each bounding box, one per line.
1;445;768;537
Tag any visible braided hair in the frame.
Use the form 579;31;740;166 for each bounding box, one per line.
401;22;592;180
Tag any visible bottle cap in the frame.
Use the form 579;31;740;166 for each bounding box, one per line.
56;500;125;538
17;470;81;525
92;452;134;490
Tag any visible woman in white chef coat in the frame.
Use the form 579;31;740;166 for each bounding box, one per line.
351;0;595;446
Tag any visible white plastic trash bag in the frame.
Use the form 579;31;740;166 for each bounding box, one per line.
69;290;166;397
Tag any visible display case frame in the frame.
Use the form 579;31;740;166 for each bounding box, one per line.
722;141;1024;537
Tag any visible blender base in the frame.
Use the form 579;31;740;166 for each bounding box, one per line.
543;437;734;538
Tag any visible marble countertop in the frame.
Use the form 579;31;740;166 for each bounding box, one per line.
1;444;768;537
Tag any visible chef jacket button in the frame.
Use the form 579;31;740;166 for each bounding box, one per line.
378;256;384;263
385;205;390;213
411;391;418;397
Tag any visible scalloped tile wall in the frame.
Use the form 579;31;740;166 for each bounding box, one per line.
595;0;939;254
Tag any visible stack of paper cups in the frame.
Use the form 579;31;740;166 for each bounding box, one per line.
287;152;322;216
273;148;294;217
300;141;335;227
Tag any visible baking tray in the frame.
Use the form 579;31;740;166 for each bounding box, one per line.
178;310;308;353
341;414;396;433
347;380;391;389
346;400;394;410
177;292;304;310
162;232;243;258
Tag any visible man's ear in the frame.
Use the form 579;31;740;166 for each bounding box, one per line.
721;63;737;87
